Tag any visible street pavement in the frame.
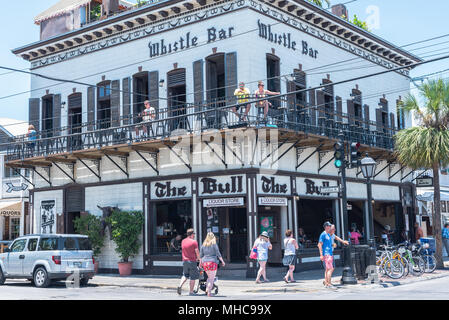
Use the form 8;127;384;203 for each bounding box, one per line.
0;260;449;300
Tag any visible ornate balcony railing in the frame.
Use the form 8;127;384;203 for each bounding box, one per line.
6;93;396;162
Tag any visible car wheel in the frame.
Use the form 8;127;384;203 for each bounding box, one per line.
33;267;51;288
80;278;89;286
0;268;5;285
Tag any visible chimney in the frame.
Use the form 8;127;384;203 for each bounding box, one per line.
331;3;348;19
103;0;119;16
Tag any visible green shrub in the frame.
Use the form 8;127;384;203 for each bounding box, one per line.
106;210;144;263
73;214;104;257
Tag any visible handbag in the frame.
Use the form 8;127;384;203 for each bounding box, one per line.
249;246;258;260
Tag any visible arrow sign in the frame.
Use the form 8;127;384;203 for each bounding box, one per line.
320;186;340;194
5;183;28;193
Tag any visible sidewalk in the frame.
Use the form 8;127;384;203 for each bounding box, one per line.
89;260;449;295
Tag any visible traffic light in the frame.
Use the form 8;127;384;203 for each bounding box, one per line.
350;142;361;168
333;142;344;168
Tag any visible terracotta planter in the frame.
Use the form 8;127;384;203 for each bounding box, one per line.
94;261;99;274
118;261;133;276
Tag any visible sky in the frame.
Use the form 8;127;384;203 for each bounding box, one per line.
0;0;448;123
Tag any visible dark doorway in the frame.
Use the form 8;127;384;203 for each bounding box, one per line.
97;81;111;129
167;69;187;130
206;53;226;127
229;208;247;262
258;206;282;263
132;71;149;123
297;199;334;246
68;93;82;150
42;95;54;138
266;54;280;110
67;212;81;234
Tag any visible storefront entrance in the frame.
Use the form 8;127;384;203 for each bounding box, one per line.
203;207;247;263
257;206;282;263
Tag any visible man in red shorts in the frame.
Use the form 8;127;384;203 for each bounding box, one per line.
177;228;200;296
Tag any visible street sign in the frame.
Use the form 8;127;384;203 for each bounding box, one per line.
320;186;340;193
416;177;433;187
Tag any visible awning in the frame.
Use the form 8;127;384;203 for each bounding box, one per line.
417;191;449;202
0;201;22;217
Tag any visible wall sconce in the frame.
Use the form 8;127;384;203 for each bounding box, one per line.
159;79;165;87
61;101;66;108
293;192;299;201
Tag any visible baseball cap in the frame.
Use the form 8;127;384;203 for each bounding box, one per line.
323;221;332;228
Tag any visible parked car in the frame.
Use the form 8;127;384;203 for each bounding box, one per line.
0;234;95;288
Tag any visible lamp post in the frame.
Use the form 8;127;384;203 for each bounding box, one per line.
339;132;357;285
360;154;377;248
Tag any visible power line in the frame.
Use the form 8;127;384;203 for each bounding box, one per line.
1;27;449;127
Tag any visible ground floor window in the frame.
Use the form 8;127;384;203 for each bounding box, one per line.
348;200;366;244
297;199;334;248
373;202;401;244
151;200;192;255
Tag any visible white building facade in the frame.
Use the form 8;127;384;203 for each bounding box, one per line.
8;0;420;274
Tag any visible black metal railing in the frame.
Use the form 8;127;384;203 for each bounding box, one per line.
6;93;396;162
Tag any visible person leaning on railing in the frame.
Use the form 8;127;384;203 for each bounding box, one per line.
254;81;280;120
233;81;251;121
26;124;37;155
135;100;156;140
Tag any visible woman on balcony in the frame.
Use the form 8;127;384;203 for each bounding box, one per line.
254;81;280;120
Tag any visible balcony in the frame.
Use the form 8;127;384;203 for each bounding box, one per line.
6;93;396;166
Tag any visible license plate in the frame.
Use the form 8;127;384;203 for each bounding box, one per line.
73;262;82;268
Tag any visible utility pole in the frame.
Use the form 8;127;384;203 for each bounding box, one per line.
338;131;357;285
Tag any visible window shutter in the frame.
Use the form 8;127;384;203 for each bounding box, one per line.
287;81;296;111
87;86;95;131
335;96;342;122
110;80;120;127
225;52;238;100
56;214;64;234
149;71;159;117
122;77;131;125
390;112;395;133
193;59;204;115
308;89;316;127
316;89;325;120
347;99;355;125
53;94;61;136
65;186;84;212
363;104;370;130
29;98;40;131
376;108;382;132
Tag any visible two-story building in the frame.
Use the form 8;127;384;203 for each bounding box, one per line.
0;119;30;243
7;0;421;274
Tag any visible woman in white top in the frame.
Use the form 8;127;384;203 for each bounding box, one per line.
283;229;299;283
253;231;272;284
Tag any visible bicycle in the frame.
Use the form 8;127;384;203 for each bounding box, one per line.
376;244;405;279
416;242;436;273
395;241;425;277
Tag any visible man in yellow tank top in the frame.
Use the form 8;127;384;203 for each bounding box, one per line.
233;82;251;121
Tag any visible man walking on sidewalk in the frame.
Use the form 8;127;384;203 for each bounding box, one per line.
443;224;449;257
178;229;200;296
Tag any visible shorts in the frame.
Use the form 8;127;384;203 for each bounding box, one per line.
202;261;218;272
323;255;334;270
182;261;199;280
258;252;268;261
283;255;296;266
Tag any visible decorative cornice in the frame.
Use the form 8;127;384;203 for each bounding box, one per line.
15;0;419;74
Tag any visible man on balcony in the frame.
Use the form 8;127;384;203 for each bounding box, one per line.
233;82;251;122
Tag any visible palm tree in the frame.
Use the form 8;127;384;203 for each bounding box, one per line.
395;78;449;269
307;0;331;8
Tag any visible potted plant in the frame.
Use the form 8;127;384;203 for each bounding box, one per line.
106;210;144;276
74;214;105;273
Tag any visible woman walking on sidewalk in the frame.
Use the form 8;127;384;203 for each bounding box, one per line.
253;231;272;284
200;232;225;297
283;229;299;283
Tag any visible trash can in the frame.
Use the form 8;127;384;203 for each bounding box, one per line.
351;245;370;280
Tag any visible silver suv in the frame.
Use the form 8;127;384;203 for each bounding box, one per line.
0;234;95;288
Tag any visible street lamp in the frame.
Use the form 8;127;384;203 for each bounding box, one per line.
360;154;377;248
